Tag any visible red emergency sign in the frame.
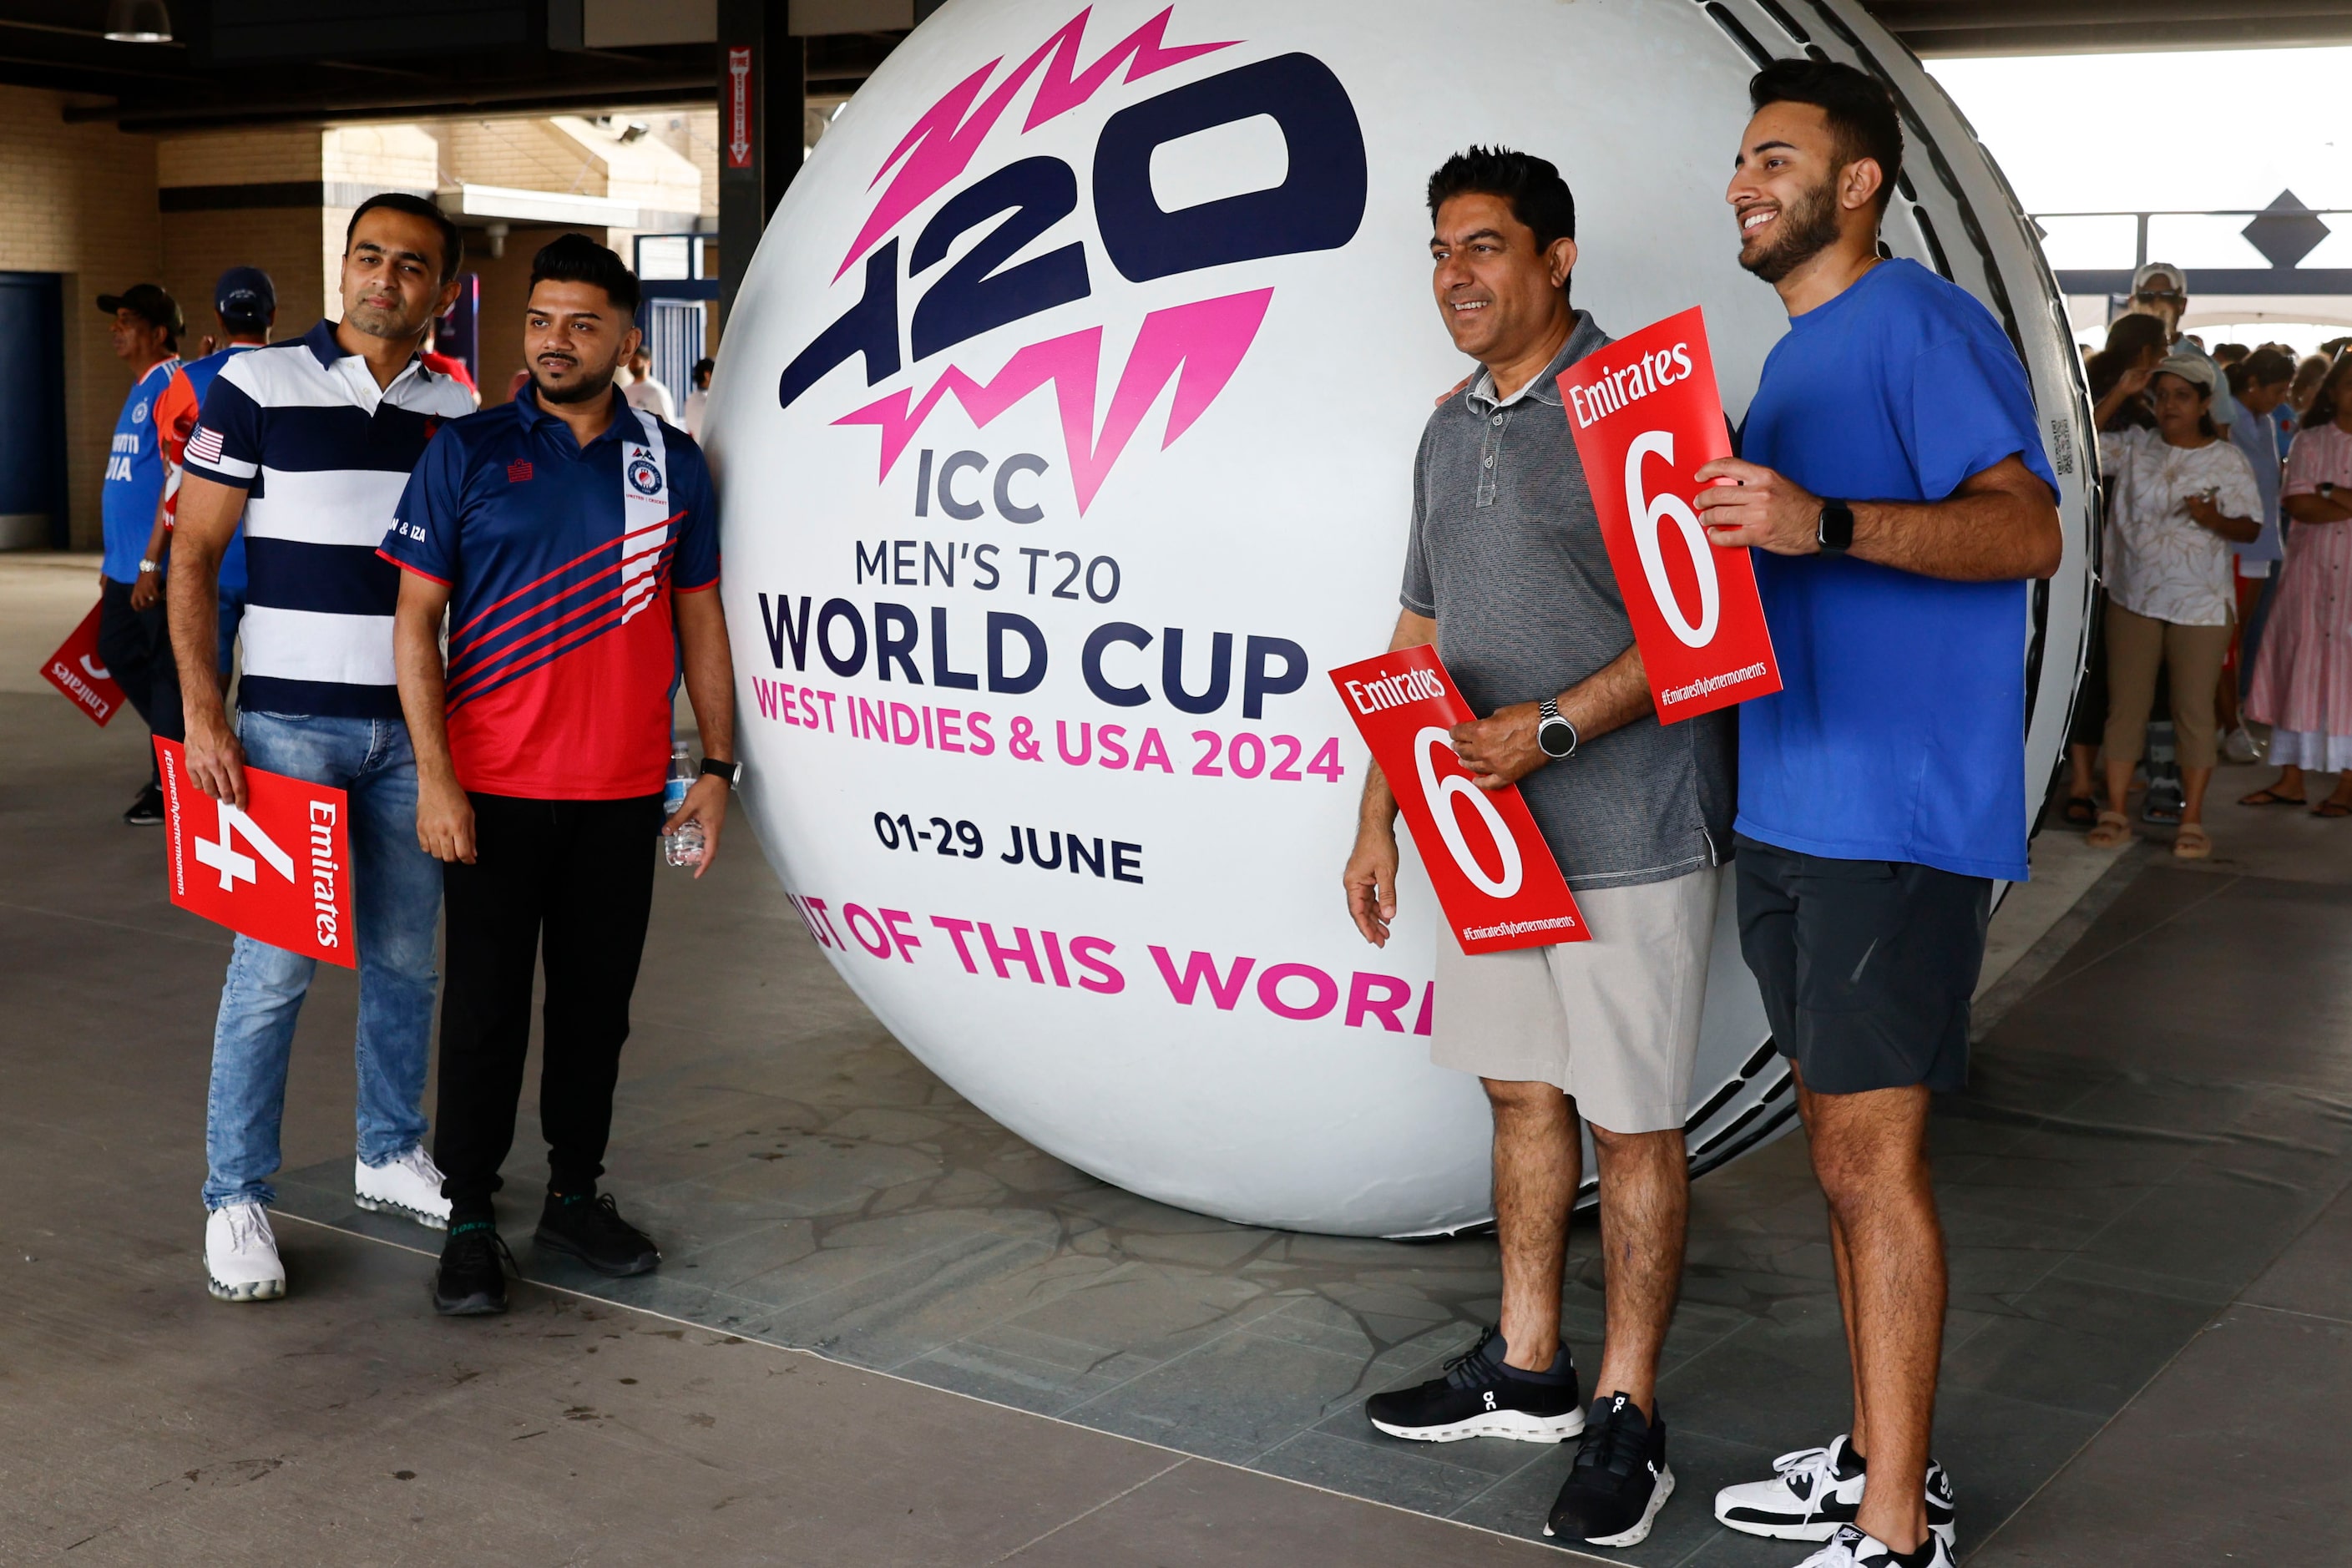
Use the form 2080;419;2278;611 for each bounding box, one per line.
1331;645;1587;954
1561;307;1782;722
155;739;357;968
726;46;755;169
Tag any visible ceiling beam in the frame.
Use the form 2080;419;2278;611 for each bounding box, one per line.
1869;1;2352;55
66;80;721;131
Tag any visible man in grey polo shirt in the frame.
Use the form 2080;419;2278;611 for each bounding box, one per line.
1343;147;1735;1550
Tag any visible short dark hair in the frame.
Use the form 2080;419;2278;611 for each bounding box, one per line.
2102;311;2171;363
345;192;463;283
1426;146;1576;253
529;232;641;315
1749;58;1904;215
2228;346;2295;398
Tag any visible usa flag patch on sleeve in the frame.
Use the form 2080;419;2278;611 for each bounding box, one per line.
187;425;225;467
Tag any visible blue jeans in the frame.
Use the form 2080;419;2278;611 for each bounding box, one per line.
202;711;440;1210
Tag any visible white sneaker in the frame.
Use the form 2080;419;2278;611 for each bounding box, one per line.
1716;1434;1955;1546
1793;1523;1957;1567
205;1202;286;1302
355;1147;451;1230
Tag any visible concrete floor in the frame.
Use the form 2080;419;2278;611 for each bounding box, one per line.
4;556;2347;1565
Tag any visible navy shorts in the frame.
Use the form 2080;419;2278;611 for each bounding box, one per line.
1734;834;1991;1095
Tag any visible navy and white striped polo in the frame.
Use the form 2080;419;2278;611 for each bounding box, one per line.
181;319;477;718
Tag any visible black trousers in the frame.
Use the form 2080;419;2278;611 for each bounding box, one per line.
97;575;182;782
433;792;662;1219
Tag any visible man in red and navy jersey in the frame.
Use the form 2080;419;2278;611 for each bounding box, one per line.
383;234;737;1317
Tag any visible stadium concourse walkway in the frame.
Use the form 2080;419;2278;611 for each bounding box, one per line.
4;551;2347;1565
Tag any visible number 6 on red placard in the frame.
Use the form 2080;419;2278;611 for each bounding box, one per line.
1625;431;1720;650
1413;726;1524;898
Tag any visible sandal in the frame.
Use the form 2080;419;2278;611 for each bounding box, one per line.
2060;795;2100;828
2086;810;2134;849
2240;787;2307;807
2173;823;2212;859
2315;799;2352;819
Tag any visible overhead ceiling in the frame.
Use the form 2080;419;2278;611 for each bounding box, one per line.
1;0;2343;132
0;0;898;131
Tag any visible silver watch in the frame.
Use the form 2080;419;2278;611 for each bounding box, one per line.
137;559;160;574
1536;698;1578;759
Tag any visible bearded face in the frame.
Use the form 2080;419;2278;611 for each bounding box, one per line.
1737;166;1845;286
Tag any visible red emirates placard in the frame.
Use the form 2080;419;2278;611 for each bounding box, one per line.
154;739;357;969
41;602;124;726
1331;645;1587;953
1561;307;1782;722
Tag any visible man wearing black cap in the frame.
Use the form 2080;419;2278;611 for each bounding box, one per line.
154;267;275;679
96;282;188;825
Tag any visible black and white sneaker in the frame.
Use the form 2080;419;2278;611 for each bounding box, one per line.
1714;1434;1955;1547
1363;1326;1585;1444
1545;1392;1675;1548
124;783;164;826
1793;1522;1957;1567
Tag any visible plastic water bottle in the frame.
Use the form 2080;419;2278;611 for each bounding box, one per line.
662;741;704;868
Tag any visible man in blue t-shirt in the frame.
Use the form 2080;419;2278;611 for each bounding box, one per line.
1691;63;2061;1568
95;282;190;826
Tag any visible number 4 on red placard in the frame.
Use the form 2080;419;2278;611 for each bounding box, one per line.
193;798;295;893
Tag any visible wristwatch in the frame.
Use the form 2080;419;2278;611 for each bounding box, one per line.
700;757;741;787
1817;498;1855;555
1536;698;1579;759
137;559;160;574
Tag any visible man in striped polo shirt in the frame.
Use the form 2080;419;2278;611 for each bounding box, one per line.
168;194;480;1304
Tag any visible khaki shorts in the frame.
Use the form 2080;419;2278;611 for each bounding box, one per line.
1430;867;1721;1134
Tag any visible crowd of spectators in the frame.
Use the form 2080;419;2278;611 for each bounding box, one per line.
2059;260;2352;852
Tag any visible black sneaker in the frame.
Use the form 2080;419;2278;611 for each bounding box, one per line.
534;1191;660;1277
1363;1326;1585;1443
1547;1392;1676;1548
124;784;164;826
432;1222;513;1316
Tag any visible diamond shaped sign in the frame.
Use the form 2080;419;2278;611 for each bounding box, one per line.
2243;189;2330;270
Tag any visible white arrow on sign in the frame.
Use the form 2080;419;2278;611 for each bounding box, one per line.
728;48;753;163
194;798;295;893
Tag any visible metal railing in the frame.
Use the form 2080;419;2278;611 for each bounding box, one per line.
2030;205;2349;272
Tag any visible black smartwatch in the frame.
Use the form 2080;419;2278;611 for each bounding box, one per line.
700;757;741;787
1817;498;1855;555
1536;698;1578;759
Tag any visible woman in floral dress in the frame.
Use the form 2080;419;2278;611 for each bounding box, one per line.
2244;355;2352;813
